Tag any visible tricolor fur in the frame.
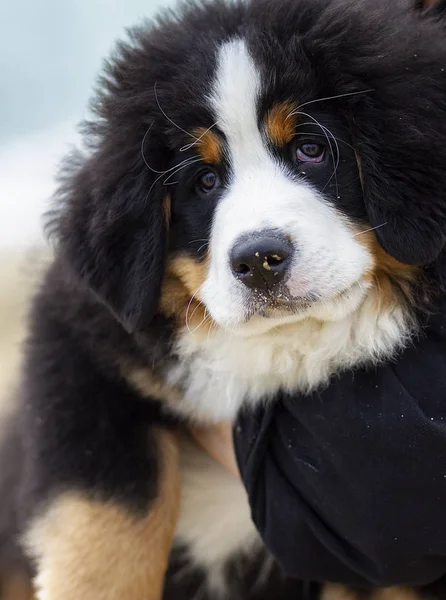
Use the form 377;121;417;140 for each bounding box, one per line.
1;0;446;599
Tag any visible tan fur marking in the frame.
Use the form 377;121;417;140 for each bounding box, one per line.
24;430;179;600
322;585;423;600
355;151;364;187
192;128;222;164
265;101;298;147
353;149;417;310
373;589;423;600
1;573;34;600
321;584;362;600
160;255;213;335
123;364;182;404
357;230;417;310
163;193;171;228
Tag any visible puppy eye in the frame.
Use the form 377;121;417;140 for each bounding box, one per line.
196;169;220;195
296;142;325;163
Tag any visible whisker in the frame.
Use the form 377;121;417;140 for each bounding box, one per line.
162;158;202;186
140;122;163;174
142;141;199;181
188;239;210;253
191;312;212;335
206;317;219;342
189;300;205;323
147;157;199;197
354;222;388;237
294;111;339;197
294;121;320;128
292;131;355;152
185;285;204;334
185;295;198;334
287;89;374;119
321;125;341;193
189;239;208;245
180;121;220;152
154;82;199;141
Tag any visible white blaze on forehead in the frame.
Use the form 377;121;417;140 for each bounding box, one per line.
211;38;268;168
201;37;372;334
208;37;293;241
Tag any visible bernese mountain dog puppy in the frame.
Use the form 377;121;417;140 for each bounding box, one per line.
1;0;446;599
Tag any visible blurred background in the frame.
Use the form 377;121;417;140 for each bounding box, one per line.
1;0;175;251
0;0;175;409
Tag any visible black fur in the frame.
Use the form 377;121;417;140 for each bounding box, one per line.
164;547;323;600
415;0;446;17
17;262;180;518
249;0;446;265
52;0;446;337
2;0;446;598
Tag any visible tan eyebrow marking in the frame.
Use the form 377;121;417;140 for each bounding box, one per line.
192;128;223;164
265;101;299;147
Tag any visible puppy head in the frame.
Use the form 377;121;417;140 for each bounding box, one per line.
199;0;446;332
53;0;446;334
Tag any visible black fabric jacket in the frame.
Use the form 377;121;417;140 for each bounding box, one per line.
234;302;446;587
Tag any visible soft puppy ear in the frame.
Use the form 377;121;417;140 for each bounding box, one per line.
350;25;446;265
48;29;180;333
354;114;446;265
53;140;169;333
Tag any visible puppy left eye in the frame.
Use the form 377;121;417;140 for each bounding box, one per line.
296;142;325;163
196;169;220;195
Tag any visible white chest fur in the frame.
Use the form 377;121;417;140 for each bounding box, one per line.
167;288;412;593
174;436;267;594
167;288;411;423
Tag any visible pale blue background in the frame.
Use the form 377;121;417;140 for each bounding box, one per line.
0;0;175;249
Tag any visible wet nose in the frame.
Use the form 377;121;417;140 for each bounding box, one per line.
230;231;293;290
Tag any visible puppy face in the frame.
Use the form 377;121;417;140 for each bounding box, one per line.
189;40;371;330
164;40;391;333
56;0;446;334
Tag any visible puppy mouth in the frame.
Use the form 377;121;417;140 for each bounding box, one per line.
241;278;368;323
244;287;320;321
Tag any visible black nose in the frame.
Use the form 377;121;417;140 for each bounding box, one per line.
230;232;293;290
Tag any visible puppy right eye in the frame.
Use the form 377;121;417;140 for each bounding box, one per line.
296;142;326;163
196;169;220;195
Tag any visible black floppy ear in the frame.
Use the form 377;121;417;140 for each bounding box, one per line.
48;25;181;333
350;28;446;265
54;138;169;333
354;112;446;265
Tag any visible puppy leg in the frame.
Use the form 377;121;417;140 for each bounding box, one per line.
24;430;179;600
